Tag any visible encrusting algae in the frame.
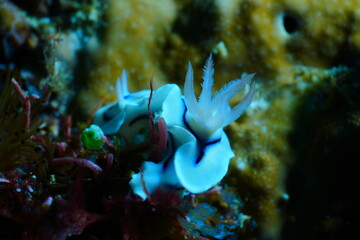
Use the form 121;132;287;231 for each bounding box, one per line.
216;0;360;83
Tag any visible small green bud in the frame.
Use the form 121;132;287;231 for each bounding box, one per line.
49;175;56;184
81;124;105;150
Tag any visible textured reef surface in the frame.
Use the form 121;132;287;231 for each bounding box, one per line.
1;0;360;239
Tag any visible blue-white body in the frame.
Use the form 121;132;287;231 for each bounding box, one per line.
94;55;255;199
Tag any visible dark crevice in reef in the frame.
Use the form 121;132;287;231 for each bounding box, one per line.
332;14;360;68
282;13;301;34
334;42;360;68
283;68;360;240
279;8;304;36
66;47;96;121
172;0;218;45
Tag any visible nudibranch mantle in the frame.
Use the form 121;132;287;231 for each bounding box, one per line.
94;70;183;139
93;55;255;200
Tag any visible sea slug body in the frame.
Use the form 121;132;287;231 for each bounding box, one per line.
94;55;255;199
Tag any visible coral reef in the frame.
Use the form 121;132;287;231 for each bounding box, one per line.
83;0;360;92
0;0;105;112
283;65;360;240
216;0;360;82
77;0;178;116
231;64;360;239
80;0;360;105
75;0;360;238
1;0;360;239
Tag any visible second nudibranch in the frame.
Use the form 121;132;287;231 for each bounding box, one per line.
93;54;255;200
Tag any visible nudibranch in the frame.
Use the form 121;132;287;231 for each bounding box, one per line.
177;54;255;193
93;55;255;200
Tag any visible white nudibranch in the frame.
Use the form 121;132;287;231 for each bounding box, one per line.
93;55;255;200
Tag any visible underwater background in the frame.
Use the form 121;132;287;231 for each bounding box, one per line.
0;0;359;239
